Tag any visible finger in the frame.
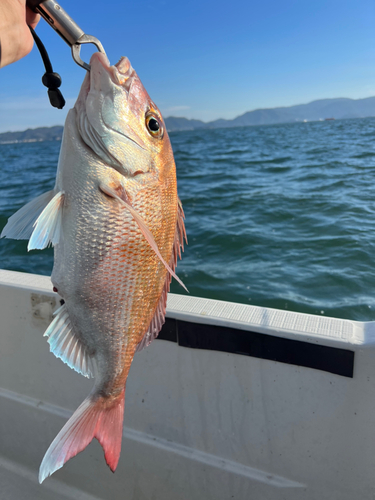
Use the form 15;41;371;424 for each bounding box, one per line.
26;6;40;29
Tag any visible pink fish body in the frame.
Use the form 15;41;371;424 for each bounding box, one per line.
2;52;186;482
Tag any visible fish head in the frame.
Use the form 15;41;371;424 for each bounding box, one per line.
75;52;174;180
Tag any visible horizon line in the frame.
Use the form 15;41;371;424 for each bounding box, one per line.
0;94;374;135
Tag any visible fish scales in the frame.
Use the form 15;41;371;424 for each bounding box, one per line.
53;130;175;364
1;52;185;482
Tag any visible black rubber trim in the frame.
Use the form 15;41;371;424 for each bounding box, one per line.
158;318;354;378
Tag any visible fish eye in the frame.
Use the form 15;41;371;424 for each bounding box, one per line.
145;113;164;139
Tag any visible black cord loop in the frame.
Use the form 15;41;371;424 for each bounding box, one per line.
29;26;66;109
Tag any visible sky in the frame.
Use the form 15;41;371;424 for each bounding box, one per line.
0;0;374;132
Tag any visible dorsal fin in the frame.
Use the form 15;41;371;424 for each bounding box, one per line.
136;199;187;352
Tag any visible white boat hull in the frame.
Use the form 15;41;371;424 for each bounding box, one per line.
1;269;375;499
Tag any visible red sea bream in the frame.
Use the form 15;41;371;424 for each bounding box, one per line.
1;52;186;483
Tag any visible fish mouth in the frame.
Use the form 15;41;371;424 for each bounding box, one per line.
75;53;136;107
90;52;135;90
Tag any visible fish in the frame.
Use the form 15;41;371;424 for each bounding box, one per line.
1;52;186;483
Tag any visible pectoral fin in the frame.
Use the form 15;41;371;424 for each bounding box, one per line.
99;183;187;292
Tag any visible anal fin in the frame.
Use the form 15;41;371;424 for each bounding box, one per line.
44;303;93;378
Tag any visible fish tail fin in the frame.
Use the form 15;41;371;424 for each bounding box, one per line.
39;388;125;483
95;390;125;472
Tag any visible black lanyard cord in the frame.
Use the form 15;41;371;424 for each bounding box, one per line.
29;26;66;109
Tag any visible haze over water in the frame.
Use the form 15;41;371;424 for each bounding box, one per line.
1;117;375;321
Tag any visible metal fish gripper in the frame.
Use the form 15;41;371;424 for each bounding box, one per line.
27;0;106;71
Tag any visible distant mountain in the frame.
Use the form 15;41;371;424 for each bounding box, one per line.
0;97;374;142
0;126;63;144
163;117;206;131
165;96;375;131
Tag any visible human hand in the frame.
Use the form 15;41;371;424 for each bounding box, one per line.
0;0;40;68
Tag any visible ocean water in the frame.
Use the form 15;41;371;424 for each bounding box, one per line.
0;117;375;321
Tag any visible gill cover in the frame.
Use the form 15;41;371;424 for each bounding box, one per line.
76;53;161;176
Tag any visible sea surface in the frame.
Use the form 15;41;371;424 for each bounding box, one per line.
0;117;375;321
